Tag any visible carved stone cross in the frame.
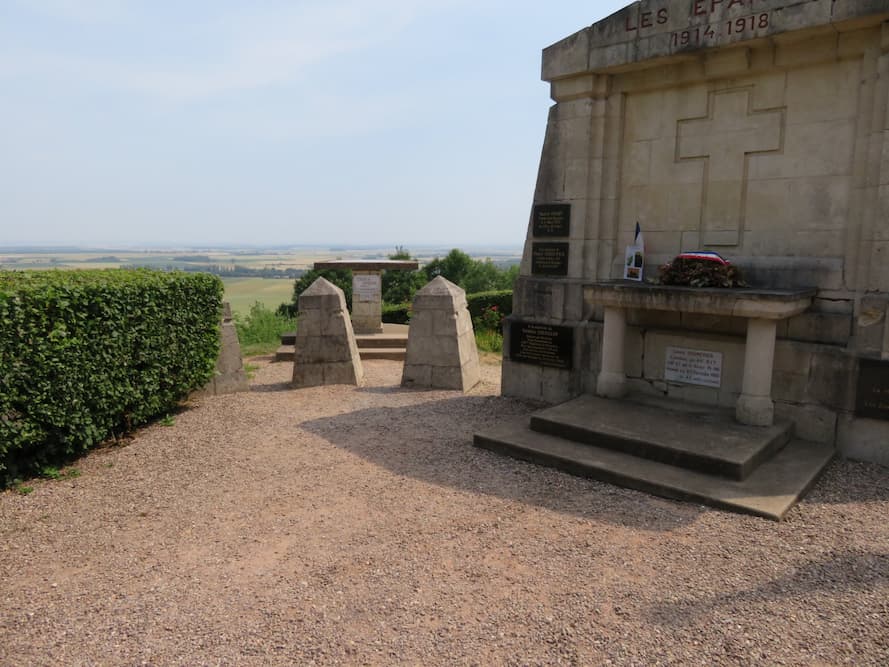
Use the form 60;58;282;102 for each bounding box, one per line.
677;88;784;246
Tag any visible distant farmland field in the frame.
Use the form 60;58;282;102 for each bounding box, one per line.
223;277;294;316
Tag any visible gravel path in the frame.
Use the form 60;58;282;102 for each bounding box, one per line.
1;358;888;666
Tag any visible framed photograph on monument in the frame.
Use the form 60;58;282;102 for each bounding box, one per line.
623;222;645;281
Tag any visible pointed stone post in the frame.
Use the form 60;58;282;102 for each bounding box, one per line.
401;276;481;392
292;277;364;387
196;301;249;396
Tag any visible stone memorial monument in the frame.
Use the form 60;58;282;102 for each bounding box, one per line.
401;276;481;392
477;0;889;517
292;278;364;387
195;301;249;397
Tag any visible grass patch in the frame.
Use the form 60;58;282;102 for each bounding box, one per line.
223;277;294;317
235;302;297;356
475;329;503;354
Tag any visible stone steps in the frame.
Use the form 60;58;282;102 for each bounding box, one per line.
474;394;834;520
530;394;792;480
275;324;409;363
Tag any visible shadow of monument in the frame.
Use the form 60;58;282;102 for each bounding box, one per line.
646;550;889;627
299;393;707;531
299;389;889;530
803;459;889;505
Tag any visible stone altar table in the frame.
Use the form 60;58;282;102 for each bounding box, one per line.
585;281;815;426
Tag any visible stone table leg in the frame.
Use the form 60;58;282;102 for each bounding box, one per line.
597;306;628;398
351;270;383;334
736;317;777;426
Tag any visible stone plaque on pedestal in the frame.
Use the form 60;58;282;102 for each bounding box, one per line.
855;359;889;420
532;204;571;237
509;321;573;370
531;242;569;276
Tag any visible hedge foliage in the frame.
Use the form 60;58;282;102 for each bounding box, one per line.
0;269;223;486
466;290;513;321
382;302;411;324
380;290;514;327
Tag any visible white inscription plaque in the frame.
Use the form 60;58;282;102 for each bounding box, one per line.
353;274;381;303
664;346;722;388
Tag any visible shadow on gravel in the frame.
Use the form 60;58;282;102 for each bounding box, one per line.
250;381;294;393
300;394;706;531
803;459;889;505
647;550;889;627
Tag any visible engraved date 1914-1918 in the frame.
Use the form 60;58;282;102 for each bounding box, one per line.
670;12;769;48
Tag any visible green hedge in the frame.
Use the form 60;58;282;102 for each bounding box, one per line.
380;290;513;326
382;302;411;324
466;290;512;320
0;269;222;486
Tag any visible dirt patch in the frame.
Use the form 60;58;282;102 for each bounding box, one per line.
1;359;888;665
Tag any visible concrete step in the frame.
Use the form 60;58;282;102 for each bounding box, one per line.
530;394;792;481
474;417;834;521
280;323;409;349
355;334;409;349
358;347;407;361
272;344;405;362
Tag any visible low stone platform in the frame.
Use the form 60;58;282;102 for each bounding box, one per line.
474;394;834;520
275;323;408;362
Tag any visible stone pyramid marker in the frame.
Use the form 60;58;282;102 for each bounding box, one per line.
292;277;364;387
401;276;480;392
196;301;249;397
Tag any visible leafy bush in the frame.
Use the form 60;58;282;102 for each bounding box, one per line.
278;268;353;317
473;305;505;332
382;302;411;324
235;302;297;356
466;290;513;322
0;269;222;486
424;249;518;293
382;247;426;305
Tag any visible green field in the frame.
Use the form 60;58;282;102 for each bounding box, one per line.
222;277;294;316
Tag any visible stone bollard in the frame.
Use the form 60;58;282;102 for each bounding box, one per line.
401;276;480;392
197;301;249;397
292;277;364;387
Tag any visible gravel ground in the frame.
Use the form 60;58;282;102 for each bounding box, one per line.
1;357;888;666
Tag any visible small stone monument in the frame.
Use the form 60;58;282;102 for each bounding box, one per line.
292;277;364;387
198;301;249;396
401;276;480;392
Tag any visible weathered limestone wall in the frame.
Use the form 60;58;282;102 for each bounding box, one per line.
504;0;889;464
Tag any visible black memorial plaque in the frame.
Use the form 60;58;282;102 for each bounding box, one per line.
509;321;574;370
531;242;569;276
532;204;571;237
855;358;889;420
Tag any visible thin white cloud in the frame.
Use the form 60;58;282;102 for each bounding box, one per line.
0;0;470;101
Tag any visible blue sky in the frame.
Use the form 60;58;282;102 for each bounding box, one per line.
1;0;627;248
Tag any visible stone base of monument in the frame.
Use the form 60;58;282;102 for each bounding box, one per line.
474;393;834;521
275;323;408;362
